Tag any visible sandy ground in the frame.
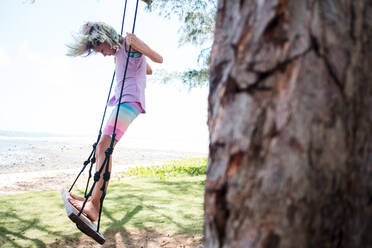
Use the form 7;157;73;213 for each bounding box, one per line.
0;137;206;195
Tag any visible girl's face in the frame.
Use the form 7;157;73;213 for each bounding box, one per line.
93;42;116;56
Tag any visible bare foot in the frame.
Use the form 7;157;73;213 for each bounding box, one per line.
69;192;86;201
68;198;99;222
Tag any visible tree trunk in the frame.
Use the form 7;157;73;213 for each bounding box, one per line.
205;0;372;247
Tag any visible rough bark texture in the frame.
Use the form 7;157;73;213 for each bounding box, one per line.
205;0;372;247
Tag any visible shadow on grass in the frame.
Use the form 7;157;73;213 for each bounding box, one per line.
0;176;203;247
147;178;203;195
0;205;145;248
106;178;204;234
46;204;202;248
0;211;77;248
47;205;145;248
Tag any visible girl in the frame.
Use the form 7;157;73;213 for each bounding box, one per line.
66;22;163;221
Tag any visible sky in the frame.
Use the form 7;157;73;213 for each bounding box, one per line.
0;0;210;153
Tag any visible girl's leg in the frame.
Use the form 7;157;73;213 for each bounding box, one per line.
90;135;117;210
68;103;140;221
68;135;117;221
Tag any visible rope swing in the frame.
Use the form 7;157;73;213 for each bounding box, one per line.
61;0;140;244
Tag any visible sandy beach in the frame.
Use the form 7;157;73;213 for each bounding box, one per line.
0;135;207;195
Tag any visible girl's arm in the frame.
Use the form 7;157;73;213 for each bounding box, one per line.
126;33;163;63
146;63;152;75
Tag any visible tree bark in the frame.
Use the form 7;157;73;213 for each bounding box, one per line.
205;0;372;247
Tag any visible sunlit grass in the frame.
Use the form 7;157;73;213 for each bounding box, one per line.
122;157;207;178
0;158;206;248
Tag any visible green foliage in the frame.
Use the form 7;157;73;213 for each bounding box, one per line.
181;68;210;88
154;68;209;89
142;0;154;5
179;9;216;47
145;0;217;87
145;0;216;46
122;157;207;179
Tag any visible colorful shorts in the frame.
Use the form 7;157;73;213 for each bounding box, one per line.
103;102;141;141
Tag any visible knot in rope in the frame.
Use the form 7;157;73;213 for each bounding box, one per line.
103;171;110;181
105;147;113;156
94;171;101;182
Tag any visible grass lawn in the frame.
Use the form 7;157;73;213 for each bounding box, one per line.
0;158;206;248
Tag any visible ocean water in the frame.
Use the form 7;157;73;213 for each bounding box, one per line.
0;130;209;153
0;132;89;172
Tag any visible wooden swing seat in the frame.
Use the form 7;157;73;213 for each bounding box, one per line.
61;188;105;245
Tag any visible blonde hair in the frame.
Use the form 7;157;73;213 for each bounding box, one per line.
67;22;124;56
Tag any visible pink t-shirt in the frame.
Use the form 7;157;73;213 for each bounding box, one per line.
107;40;146;113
